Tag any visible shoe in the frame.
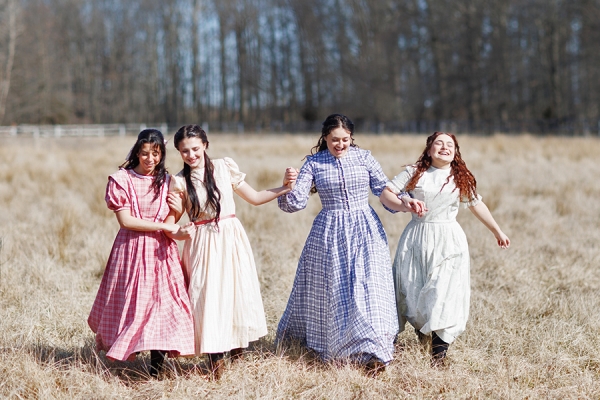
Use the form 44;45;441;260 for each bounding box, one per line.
208;353;225;380
431;332;449;368
149;350;166;378
211;358;225;380
230;348;244;363
364;357;386;378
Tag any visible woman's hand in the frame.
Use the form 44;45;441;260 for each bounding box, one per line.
168;192;184;214
283;167;299;189
495;232;510;249
402;196;427;217
170;222;195;240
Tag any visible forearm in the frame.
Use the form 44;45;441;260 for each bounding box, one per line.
380;189;412;212
235;183;291;206
469;202;503;235
115;210;168;232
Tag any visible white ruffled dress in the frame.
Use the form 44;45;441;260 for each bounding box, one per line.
387;165;480;344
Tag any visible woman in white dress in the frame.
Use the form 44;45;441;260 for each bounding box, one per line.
380;131;510;366
168;124;297;379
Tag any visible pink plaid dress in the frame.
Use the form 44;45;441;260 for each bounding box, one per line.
88;168;195;361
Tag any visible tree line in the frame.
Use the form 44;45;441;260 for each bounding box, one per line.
1;0;599;134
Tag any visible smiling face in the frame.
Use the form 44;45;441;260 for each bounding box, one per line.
325;126;352;158
134;143;162;175
428;133;455;169
176;136;207;169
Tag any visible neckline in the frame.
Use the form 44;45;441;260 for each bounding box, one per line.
127;168;155;179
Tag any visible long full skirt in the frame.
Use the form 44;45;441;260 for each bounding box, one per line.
88;230;195;361
393;220;470;344
182;218;268;354
276;208;398;364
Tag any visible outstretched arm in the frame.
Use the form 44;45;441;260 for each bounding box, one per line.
235;182;291;206
234;166;297;206
469;201;510;248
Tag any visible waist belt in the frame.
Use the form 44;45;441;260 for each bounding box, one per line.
193;214;236;225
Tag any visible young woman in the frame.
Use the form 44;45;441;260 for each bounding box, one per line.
380;131;510;366
275;114;415;376
88;129;195;378
168;124;296;380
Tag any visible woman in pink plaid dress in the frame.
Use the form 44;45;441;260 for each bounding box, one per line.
88;129;196;377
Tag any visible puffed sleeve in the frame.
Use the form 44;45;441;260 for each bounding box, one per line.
278;157;314;213
460;193;482;209
105;176;130;212
169;173;187;194
386;166;416;195
223;157;246;190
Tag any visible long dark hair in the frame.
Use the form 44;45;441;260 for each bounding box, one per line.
405;131;477;200
309;113;358;155
173;124;222;223
120;128;167;200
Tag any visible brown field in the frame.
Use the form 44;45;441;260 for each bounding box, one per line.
0;133;599;399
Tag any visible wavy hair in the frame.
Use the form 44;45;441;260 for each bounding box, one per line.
405;132;477;200
173;124;222;223
120;128;167;200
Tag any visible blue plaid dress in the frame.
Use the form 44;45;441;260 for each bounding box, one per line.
276;147;398;364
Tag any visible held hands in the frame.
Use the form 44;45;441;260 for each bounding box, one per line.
402;196;428;217
168;222;195;240
168;191;185;214
283;167;299;190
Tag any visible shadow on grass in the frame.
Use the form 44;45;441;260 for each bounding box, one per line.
15;333;411;383
16;338;214;384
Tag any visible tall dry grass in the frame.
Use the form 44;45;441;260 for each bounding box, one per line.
0;133;599;398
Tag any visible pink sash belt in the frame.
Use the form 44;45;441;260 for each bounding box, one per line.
193;214;236;226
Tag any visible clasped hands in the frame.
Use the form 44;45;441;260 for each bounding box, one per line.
283;167;299;189
401;196;428;217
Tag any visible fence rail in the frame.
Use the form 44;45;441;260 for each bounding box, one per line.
0;124;168;138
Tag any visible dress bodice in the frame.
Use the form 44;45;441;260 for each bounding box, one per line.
105;168;170;223
171;158;245;221
387;166;480;223
279;147;388;213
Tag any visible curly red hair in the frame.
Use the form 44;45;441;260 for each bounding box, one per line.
405;132;477;201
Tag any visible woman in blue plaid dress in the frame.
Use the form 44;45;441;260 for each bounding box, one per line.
276;114;417;375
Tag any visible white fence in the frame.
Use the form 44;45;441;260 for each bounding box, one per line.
0;124;169;138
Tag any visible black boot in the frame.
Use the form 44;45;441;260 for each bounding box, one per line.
208;352;225;380
431;332;449;367
149;350;166;378
230;347;244;363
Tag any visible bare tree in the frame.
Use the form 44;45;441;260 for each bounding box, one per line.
0;0;21;124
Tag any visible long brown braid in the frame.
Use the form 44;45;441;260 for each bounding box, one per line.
405;132;477;201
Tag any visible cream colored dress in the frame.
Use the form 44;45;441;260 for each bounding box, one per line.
171;158;268;354
387;165;480;344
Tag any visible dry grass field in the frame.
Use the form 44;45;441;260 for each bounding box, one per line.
1;133;599;399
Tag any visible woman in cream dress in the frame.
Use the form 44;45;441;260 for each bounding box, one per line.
381;132;510;366
169;124;296;379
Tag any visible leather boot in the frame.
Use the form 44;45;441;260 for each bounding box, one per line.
208;353;225;380
230;348;244;363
